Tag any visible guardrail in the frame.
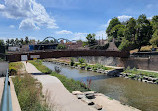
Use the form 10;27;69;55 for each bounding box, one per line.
1;70;13;111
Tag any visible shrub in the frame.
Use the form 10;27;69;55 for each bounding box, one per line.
70;58;75;66
78;58;85;64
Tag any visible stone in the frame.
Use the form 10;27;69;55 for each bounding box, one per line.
72;91;83;95
84;91;96;95
86;93;95;99
77;94;85;99
94;104;102;110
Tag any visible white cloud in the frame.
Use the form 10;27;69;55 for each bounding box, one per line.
56;30;73;34
117;15;132;22
73;32;88;41
9;25;15;28
0;0;58;30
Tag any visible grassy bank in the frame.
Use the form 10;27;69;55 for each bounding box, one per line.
124;67;158;78
12;74;50;111
29;60;90;92
9;62;23;75
29;60;52;74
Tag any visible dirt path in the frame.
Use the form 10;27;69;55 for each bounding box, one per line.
22;61;96;111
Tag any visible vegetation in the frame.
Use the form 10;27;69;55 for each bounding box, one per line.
78;58;85;64
124;67;158;78
56;44;66;50
29;60;90;92
106;14;158;51
12;74;50;111
9;62;23;75
86;33;97;47
70;57;75;66
51;72;90;92
29;60;52;74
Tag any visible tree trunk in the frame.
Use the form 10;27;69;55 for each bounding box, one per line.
138;46;141;52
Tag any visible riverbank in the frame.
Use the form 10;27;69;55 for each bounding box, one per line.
43;58;158;85
28;60;140;111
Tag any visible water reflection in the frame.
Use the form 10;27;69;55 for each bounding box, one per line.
43;62;158;111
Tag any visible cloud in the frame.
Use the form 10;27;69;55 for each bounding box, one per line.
9;25;15;28
96;30;107;39
56;30;73;34
117;15;132;22
0;0;58;30
73;32;88;41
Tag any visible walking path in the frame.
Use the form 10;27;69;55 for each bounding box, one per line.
0;77;4;110
22;62;96;111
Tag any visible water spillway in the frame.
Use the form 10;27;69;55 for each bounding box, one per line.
43;62;158;111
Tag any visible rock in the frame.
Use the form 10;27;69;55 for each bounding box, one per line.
84;91;96;95
86;93;95;99
81;98;94;105
142;80;147;82
147;81;154;84
77;94;85;99
72;91;83;95
94;104;102;110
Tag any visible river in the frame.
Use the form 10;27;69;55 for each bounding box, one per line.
43;62;158;111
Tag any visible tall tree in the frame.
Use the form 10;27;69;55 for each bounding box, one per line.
106;17;121;37
25;36;29;45
0;40;4;46
135;14;153;51
86;33;97;47
15;38;19;45
10;39;15;46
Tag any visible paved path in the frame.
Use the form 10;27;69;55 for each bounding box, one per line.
0;77;4;110
22;62;96;111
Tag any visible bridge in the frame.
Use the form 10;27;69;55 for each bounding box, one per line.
6;50;129;62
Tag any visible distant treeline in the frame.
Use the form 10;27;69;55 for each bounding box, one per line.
106;14;158;51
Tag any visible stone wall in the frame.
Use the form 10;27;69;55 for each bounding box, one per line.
75;56;158;71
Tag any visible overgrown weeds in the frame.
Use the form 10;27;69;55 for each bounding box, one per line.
12;74;51;111
9;62;23;75
29;60;52;74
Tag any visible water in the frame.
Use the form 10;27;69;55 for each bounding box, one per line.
43;62;158;111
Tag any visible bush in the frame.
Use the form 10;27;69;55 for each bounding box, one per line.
70;58;75;66
78;58;85;64
56;44;66;50
9;62;23;75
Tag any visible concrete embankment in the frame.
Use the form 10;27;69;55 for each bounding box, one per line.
22;61;140;111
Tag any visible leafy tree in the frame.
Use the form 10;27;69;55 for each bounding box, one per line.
10;39;15;46
0;40;5;46
6;39;10;46
124;18;136;41
150;30;158;46
135;14;153;51
86;33;97;47
106;17;121;37
25;36;29;45
151;16;158;31
110;24;125;41
56;44;66;50
118;38;134;51
15;38;19;45
20;38;24;45
78;58;85;64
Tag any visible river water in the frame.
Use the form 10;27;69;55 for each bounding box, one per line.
43;62;158;111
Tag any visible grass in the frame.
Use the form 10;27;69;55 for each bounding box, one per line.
51;72;90;92
9;62;23;75
130;45;154;53
124;67;158;78
29;60;52;74
12;74;50;111
30;60;90;92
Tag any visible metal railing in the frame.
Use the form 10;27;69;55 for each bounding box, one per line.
1;70;13;111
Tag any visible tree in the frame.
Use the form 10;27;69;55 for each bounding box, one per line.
0;40;4;46
6;39;10;46
20;38;24;45
124;18;136;41
135;14;153;51
25;36;29;45
151;16;158;31
106;17;121;37
10;39;15;46
150;30;158;46
86;33;97;47
15;38;19;46
118;38;135;51
56;44;66;50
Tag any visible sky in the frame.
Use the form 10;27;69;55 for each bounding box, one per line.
0;0;157;41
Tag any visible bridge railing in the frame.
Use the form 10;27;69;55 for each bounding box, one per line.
1;69;13;111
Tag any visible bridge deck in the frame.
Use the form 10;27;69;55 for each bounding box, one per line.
6;50;129;62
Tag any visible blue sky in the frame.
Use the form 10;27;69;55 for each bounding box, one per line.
0;0;157;41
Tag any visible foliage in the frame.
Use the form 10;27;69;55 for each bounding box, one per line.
150;30;158;46
70;58;75;66
86;33;97;47
124;67;158;78
29;60;52;74
78;58;85;64
9;62;23;75
12;74;50;111
106;17;121;36
118;38;135;51
56;44;66;50
25;36;29;45
51;72;90;92
0;40;5;46
91;43;109;50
